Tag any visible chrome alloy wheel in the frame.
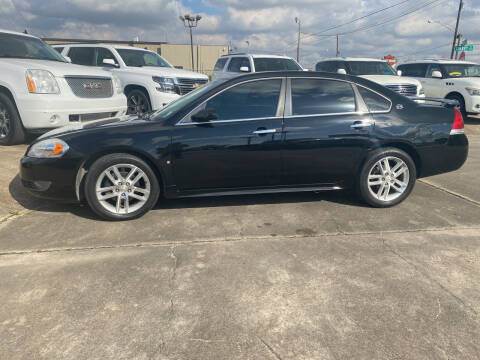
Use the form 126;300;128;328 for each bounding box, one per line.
95;164;151;215
367;156;409;202
0;103;10;139
127;93;149;116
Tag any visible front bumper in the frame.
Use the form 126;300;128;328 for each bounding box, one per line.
20;156;81;202
150;90;181;110
17;93;127;130
466;97;480;114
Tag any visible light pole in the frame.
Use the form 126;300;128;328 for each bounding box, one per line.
180;14;201;71
295;17;301;62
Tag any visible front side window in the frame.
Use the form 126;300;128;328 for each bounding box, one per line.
116;48;172;68
202;79;282;121
253;58;302;72
315;61;337;73
426;64;443;78
347;61;396;76
214;58;228;71
0;33;66;62
227;57;251;72
442;64;480;78
397;64;427;78
68;47;96;66
357;86;391;112
96;48;118;66
291;79;356;116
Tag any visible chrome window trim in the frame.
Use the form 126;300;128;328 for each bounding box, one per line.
284;111;369;119
175;77;285;126
176;116;284;126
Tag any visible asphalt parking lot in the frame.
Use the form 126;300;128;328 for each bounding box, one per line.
1;120;480;359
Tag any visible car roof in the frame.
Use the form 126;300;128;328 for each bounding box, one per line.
317;57;388;63
223;53;295;60
53;43;155;53
399;59;478;65
0;29;38;39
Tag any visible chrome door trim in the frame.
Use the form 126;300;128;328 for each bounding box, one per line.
253;129;277;135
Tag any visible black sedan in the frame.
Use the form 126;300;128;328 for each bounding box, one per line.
20;71;468;220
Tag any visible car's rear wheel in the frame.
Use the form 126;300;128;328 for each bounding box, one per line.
358;148;416;207
85;154;160;220
0;93;25;146
126;89;151;116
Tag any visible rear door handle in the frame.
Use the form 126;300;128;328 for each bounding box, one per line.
351;120;373;129
253;129;277;135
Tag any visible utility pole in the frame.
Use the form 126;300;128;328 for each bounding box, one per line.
455;34;462;59
336;35;340;57
295;17;301;62
180;14;202;71
450;0;463;59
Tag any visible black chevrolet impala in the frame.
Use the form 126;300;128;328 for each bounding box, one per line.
20;71;468;220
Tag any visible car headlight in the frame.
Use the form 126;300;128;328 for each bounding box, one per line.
111;74;123;94
466;87;480;96
27;138;69;158
152;76;176;94
419;87;425;96
26;70;60;94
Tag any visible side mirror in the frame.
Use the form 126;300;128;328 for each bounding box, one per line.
239;66;250;73
64;56;72;63
191;108;218;123
103;58;118;67
397;70;402;76
431;70;442;79
337;68;347;75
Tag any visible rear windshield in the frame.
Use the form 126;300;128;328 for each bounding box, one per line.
253;58;302;72
348;61;396;76
0;33;66;62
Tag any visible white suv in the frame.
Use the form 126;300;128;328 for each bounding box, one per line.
54;44;209;116
0;30;127;145
397;60;480;118
315;58;425;99
212;53;303;81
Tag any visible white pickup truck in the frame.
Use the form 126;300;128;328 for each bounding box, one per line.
0;29;127;145
54;44;209;116
397;59;480;118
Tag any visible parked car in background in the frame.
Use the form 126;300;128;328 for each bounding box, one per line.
315;58;425;99
212;53;303;81
21;71;467;220
0;30;127;145
397;60;480;118
54;44;209;116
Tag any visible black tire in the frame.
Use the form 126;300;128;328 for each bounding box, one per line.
446;93;468;120
0;92;26;146
84;153;160;221
358;148;416;208
126;89;151;116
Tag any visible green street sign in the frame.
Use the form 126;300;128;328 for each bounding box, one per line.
455;45;474;52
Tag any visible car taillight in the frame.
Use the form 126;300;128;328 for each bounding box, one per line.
450;108;465;135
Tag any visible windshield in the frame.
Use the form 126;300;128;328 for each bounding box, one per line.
116;48;172;68
348;61;396;76
253;58;302;71
443;64;480;78
0;33;66;62
152;80;223;121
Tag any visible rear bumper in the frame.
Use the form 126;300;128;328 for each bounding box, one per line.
418;134;468;178
20;156;80;202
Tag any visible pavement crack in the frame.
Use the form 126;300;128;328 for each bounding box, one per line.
258;337;283;360
168;245;178;323
381;236;478;317
0;209;33;227
419;179;480;207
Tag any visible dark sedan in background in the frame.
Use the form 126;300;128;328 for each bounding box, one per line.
20;71;468;220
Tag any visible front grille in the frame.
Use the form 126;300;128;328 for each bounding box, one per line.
69;112;117;122
385;84;417;97
176;78;208;95
65;76;114;98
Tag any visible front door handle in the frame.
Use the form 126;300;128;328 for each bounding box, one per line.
253;128;277;135
351;120;373;129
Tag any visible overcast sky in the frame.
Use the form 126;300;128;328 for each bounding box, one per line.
1;0;479;67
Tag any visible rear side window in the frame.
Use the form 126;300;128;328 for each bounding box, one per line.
227;57;251;72
253;58;301;71
357;86;391;112
214;58;228;71
291;79;356;115
68;47;95;66
54;47;64;54
397;64;427;77
204;79;281;121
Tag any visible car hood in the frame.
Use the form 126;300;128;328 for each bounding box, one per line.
125;66;209;80
0;59;113;78
360;74;421;86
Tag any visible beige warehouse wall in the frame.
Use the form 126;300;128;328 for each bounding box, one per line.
45;39;228;77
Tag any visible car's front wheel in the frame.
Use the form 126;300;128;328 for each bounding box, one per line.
358;148;416;207
85;154;160;220
0;93;25;146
